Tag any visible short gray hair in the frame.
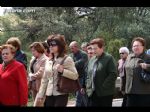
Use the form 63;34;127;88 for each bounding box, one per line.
81;42;88;48
119;47;129;54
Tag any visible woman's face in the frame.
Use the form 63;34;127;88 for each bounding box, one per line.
31;48;40;58
120;52;128;60
132;41;144;56
2;48;14;63
49;41;59;54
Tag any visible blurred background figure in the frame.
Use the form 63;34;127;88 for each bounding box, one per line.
146;49;150;55
28;42;48;106
81;42;88;53
87;44;95;59
117;47;129;107
6;37;27;70
42;41;50;57
0;44;28;106
69;41;88;107
80;43;95;106
0;46;3;64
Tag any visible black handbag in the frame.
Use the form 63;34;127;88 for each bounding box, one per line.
139;59;150;83
140;68;150;83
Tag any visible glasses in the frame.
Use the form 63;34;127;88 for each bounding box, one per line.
120;53;125;55
87;46;92;50
132;45;143;48
88;52;93;55
49;41;57;47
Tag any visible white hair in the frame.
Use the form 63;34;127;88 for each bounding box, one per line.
81;42;88;48
119;47;129;54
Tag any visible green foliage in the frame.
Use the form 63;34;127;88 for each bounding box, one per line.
107;39;125;61
1;7;150;60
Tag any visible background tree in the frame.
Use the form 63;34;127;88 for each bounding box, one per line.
1;7;150;61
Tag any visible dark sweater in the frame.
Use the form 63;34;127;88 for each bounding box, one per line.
86;52;117;97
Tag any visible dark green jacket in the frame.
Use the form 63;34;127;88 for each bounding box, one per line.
86;52;117;97
125;53;150;94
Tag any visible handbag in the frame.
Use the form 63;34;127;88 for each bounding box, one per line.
57;55;81;93
139;60;150;83
140;68;150;83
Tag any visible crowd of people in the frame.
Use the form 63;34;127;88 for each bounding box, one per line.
0;35;150;107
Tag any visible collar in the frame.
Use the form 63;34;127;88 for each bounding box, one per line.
96;52;105;59
74;50;80;55
130;52;145;59
15;50;21;56
2;59;15;70
36;54;46;62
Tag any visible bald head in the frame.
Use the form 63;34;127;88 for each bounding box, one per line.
69;41;78;48
69;41;79;54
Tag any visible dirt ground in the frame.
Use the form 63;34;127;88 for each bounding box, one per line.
27;98;76;107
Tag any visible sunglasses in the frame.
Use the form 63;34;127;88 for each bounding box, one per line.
120;53;125;55
48;41;58;47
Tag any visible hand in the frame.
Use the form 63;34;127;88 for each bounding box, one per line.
31;76;36;80
28;73;36;81
55;64;64;73
140;63;147;69
80;88;85;95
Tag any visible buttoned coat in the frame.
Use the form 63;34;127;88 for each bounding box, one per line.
37;56;79;98
29;54;48;92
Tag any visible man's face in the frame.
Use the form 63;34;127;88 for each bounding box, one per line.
91;44;103;56
69;45;78;54
87;45;94;58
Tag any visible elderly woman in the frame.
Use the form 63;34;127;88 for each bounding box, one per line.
125;37;150;106
117;47;129;107
28;42;48;106
37;34;78;107
6;37;27;69
0;44;28;106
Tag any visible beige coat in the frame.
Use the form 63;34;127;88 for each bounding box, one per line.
29;54;49;92
37;56;78;98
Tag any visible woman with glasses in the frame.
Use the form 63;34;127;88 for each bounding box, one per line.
125;37;150;106
117;47;129;107
36;34;78;107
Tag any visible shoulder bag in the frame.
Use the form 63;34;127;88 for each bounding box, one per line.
57;55;81;93
139;60;150;83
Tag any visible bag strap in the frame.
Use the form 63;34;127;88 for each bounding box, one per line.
57;55;68;76
60;55;68;65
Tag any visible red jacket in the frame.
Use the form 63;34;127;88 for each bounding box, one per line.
0;60;28;106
